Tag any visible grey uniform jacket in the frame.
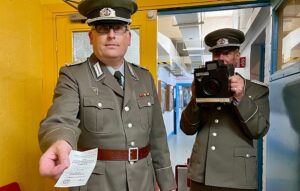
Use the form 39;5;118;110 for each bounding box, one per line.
39;54;176;191
180;78;269;189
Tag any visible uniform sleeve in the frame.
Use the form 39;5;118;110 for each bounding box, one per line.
233;80;270;139
38;66;81;152
180;99;209;135
148;75;176;191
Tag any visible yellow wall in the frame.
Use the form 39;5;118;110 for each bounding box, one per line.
0;0;45;190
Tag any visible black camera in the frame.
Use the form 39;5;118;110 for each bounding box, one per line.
194;60;234;103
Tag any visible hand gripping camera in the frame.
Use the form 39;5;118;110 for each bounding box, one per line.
194;60;234;103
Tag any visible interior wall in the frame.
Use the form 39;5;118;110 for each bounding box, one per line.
250;44;261;80
158;67;176;135
0;0;44;190
240;7;272;82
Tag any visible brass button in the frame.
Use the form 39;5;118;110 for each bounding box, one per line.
98;102;102;108
211;146;216;151
212;132;217;137
124;106;130;111
128;123;133;128
214;119;219;124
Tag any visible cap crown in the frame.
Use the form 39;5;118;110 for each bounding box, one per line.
78;0;138;25
204;28;245;52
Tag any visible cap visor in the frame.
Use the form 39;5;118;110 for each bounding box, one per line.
87;17;132;25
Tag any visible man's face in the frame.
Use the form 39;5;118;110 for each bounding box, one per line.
212;48;240;67
88;23;131;65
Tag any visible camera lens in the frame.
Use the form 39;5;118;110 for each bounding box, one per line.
202;78;220;96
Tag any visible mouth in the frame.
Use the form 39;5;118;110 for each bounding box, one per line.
105;44;119;48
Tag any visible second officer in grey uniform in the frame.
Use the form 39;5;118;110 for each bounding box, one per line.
180;28;270;191
38;0;176;190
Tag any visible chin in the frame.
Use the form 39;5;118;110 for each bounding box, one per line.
104;54;122;59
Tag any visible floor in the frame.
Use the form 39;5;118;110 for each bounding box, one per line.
167;128;196;172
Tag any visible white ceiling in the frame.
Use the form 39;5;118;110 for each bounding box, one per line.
157;9;238;74
158;10;235;41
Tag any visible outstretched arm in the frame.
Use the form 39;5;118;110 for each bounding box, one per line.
39;140;72;179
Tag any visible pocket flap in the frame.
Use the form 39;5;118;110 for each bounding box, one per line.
83;97;114;109
137;96;154;108
93;162;105;175
234;148;257;158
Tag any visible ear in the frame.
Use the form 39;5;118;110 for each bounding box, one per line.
236;51;241;58
234;51;241;66
88;30;93;45
127;30;132;46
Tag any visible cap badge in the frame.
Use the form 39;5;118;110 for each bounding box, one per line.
217;38;229;46
99;8;116;18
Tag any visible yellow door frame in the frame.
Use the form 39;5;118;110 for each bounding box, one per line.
42;4;156;111
55;10;157;75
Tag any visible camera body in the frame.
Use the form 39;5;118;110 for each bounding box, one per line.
194;60;234;103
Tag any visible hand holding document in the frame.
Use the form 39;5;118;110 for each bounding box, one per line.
55;149;98;188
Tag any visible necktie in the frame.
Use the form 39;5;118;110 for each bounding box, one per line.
114;71;123;87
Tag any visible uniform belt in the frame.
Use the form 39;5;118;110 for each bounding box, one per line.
79;144;150;162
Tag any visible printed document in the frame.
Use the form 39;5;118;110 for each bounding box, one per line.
55;149;98;187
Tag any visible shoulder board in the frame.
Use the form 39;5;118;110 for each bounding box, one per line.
131;63;149;71
250;80;268;87
65;58;87;67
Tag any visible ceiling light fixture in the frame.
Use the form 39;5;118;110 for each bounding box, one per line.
172;21;204;27
189;54;202;57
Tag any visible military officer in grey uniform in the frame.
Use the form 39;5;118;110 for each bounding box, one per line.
180;28;270;191
38;0;176;190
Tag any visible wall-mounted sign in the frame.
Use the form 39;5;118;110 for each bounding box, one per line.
237;57;246;68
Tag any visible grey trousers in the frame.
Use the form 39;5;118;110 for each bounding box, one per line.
190;180;256;191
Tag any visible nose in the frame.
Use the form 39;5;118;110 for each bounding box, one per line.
219;53;226;60
217;53;229;64
107;28;116;38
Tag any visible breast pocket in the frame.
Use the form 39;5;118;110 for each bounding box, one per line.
137;96;154;129
83;96;115;134
233;147;257;186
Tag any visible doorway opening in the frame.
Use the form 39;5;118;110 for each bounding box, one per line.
157;5;271;190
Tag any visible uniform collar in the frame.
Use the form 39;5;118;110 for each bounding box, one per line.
88;54;104;81
127;62;139;81
88;54;139;82
106;62;125;76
